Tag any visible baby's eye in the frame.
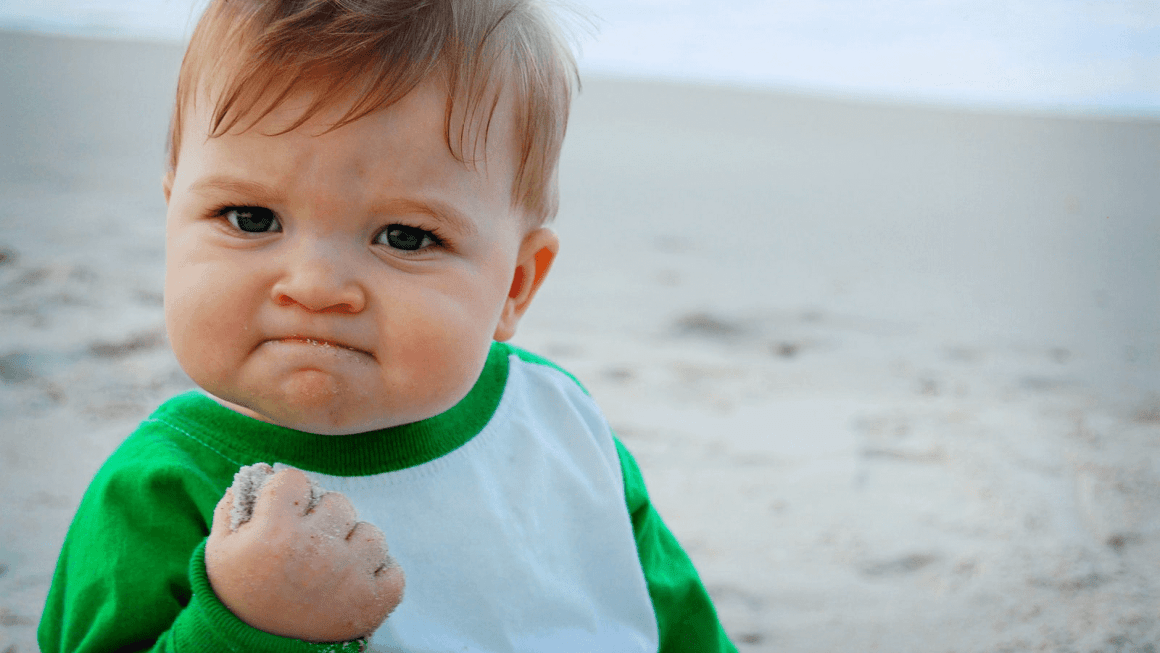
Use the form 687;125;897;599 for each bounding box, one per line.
224;207;281;233
375;225;439;251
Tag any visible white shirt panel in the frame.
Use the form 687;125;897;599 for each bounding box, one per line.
303;355;660;653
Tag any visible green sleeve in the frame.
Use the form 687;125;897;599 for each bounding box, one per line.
614;437;739;653
37;422;365;653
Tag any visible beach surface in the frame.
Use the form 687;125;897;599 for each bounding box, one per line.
1;31;1158;652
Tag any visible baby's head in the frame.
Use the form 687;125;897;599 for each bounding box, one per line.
162;0;577;435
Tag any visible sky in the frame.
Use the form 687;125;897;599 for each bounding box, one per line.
2;0;1158;116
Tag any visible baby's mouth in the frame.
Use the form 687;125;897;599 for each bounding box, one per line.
270;336;374;359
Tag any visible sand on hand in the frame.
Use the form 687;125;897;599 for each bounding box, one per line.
227;463;330;531
226;464;400;578
209;463;404;642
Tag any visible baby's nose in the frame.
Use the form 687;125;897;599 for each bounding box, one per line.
271;246;366;313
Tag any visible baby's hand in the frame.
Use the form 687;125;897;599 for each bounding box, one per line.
206;464;405;642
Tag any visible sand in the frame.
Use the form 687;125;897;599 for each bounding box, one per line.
229;463;276;531
1;30;1158;652
227;463;331;531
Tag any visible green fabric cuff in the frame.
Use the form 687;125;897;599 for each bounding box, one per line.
178;539;368;653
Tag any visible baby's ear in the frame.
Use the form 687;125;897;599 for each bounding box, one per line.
493;227;559;342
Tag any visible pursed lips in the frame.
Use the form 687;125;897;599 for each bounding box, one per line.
266;335;375;359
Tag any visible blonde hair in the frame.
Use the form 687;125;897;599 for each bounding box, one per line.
168;0;579;222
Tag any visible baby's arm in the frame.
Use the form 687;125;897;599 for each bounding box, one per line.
205;465;405;642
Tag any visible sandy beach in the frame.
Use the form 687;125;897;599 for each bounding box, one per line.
1;30;1158;652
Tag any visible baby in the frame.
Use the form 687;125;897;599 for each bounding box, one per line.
38;0;737;651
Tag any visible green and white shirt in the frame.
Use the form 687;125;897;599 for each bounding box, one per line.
39;342;737;653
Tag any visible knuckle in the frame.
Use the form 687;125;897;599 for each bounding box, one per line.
274;467;307;484
314;493;357;522
321;489;353;508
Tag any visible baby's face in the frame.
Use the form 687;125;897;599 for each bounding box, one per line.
164;77;545;434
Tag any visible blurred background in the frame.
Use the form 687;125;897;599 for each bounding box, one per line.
1;2;1158;652
2;0;1159;116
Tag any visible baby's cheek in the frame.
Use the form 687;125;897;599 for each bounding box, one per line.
401;311;489;409
167;323;235;397
166;267;254;389
165;304;211;386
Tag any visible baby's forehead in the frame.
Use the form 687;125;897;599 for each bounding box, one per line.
176;76;529;227
193;63;518;168
168;0;575;224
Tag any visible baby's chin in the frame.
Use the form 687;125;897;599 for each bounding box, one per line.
208;377;416;436
198;359;478;435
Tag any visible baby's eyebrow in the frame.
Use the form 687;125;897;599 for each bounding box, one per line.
189;176;279;202
373;198;478;238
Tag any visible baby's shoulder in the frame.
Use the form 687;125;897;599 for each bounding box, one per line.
492;342;593;404
89;392;242;511
488;342;622;460
495;342;587;391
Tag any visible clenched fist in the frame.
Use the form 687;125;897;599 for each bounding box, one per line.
206;464;405;642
